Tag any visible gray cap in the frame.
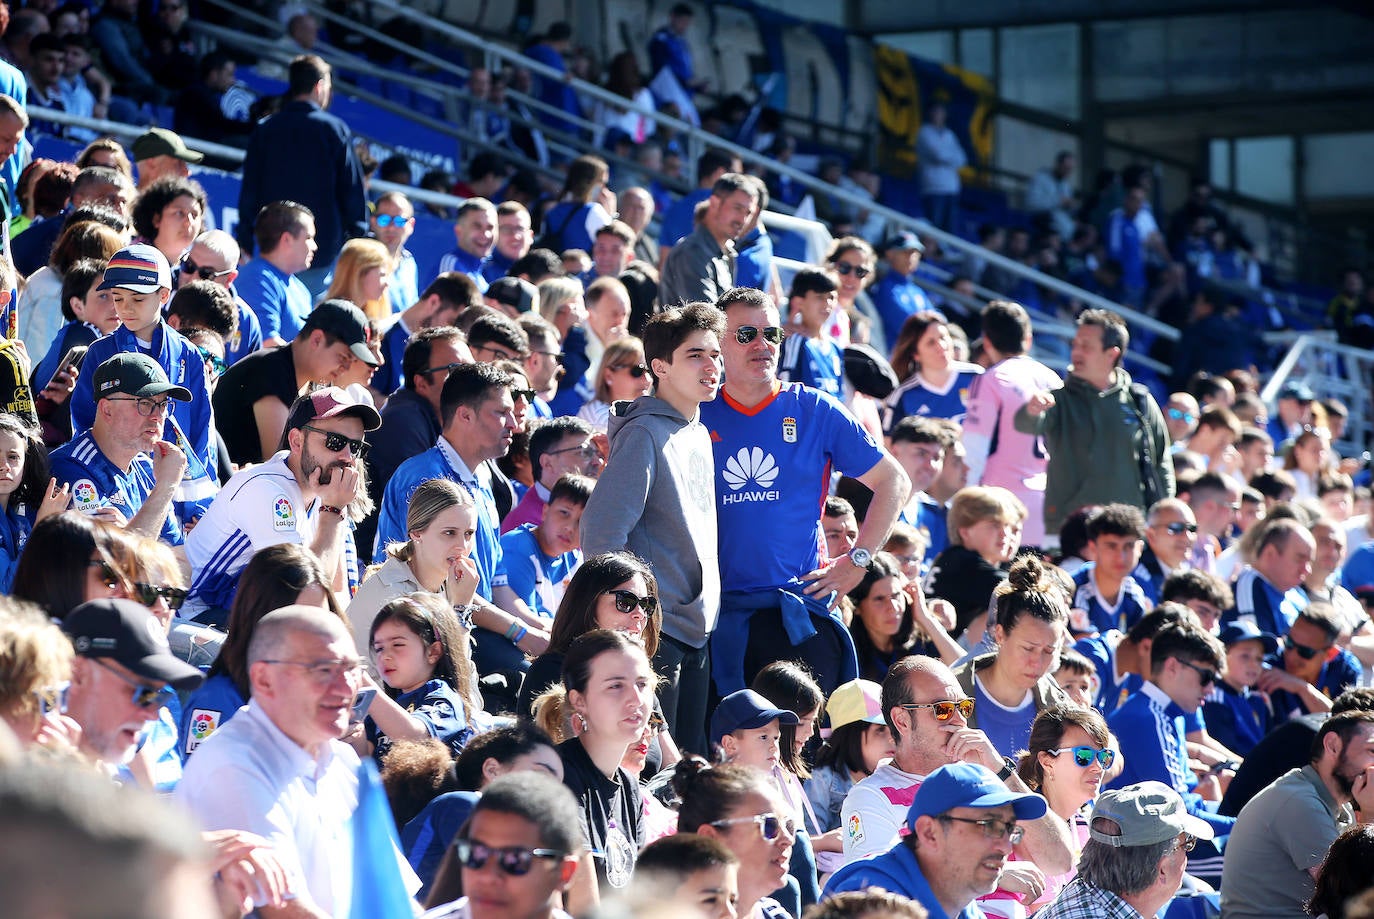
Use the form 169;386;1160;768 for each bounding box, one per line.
1088;782;1214;848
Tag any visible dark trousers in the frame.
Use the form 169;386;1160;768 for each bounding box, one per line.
743;607;853;696
653;633;711;759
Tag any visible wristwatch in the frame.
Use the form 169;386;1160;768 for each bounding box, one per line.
997;756;1017;781
847;547;873;569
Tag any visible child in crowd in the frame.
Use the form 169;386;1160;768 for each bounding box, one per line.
1051;646;1098;708
822;496;859;562
496;473;591;618
1202;622;1275;758
634;833;740;919
778;267;843;399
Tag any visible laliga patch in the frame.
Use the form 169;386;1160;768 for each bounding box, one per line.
185;708;221;753
847;812;864;844
272;494;296;531
72;479;101;512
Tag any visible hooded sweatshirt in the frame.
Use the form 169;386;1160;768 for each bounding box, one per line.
581;395;720;648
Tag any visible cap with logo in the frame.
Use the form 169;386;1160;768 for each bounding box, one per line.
1087;781;1214;848
285;385;382;433
709;689;800;744
94;352;192;402
302;299;379;366
63;598;204;690
881;230;925;254
906;762;1048;832
131;127;205;164
98;243;173;293
825;679;886;731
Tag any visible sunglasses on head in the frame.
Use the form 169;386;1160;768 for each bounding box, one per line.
93;659;177;710
709;812;796;841
900;698;976;722
734;325;786;345
1285;637;1327;660
301;424;369;458
131;582;189;610
605;588;657;616
1048;745;1117;768
179;257;233;281
614;363;649;378
374;213;412;228
452;839;563;876
833;262;871;279
1163;522;1198;535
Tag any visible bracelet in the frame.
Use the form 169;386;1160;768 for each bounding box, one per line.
504;621;521;641
318;504;344;517
453;603;474;630
511;625;528;645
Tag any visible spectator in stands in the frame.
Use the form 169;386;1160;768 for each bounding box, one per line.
20;217;122;359
1025;151;1078;240
235;200;317;348
1104;185;1169;310
502;416;599;533
543;156;616;257
867;231;932;348
321;237;392;321
883;310;982;431
174;50;253;148
1132;499;1199;604
597;51;657;146
24;33;65;136
523;22;581;134
1226;516;1313;637
90;0;165;105
659;148;741;257
925;486;1024;639
649;3;705;93
176;229;262;367
370;190;417;315
619;186;659;266
889;416;950;564
237;55;367;297
480;201;532;286
661;173;758;308
916;103;966;232
374;273;479;396
438;198;497;294
129;175;205;268
778;267;844;399
1259;600;1361;718
12;166;132;278
1069;504;1150;637
452;151;508;203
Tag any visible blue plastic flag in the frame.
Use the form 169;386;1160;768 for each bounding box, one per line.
350;757;415;918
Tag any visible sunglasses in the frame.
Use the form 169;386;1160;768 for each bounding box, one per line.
421;361;464;378
131;582;189;610
937;815;1025;844
532;349;565;365
1284;637;1328;661
302;424;369;458
511;388;538;403
1048;745;1117;768
1175;658;1217;686
179;257;234;281
900;698;976;722
545;442;599;462
605;588;657;616
1178;833;1198;853
374;213;413;228
93;659;177;710
613;363;649;378
1166;408;1196;424
709;812;796;841
833;262;871;279
196;345;228;377
734;325;786;345
1162;522;1198;535
452;839;563;876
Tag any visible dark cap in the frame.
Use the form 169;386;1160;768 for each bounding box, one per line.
1278;382;1314;402
486;277;537;314
131;127;204;164
844;342;899;399
709;689;799;744
63;599;204;691
94;353;192;402
1218;622;1279;654
882;230;925;254
301;300;379;365
285;385;382;433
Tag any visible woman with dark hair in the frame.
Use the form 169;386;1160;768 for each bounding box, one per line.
540;154;614;252
176;543;342;760
847;551;961;682
0;412;66;591
883;309;982;429
1308;825;1374;919
824;236;876;346
130;175;206;268
11;511;138;619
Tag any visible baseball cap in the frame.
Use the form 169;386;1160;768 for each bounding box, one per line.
906;762;1048;832
825;679;885;731
1218;621;1279;655
131;127;204;165
710;689;799;744
302;300;379;366
63;599;205;691
285;385;382;433
844;342;899;400
1088;781;1214;848
486;277;537;314
93;353;192;402
98;244;173;293
882;230;925;254
1278;382;1314;402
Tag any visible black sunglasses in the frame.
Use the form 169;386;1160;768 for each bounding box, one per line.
1285;637;1328;661
132;582;189;610
1163;522;1198;535
179;257;233;281
833;262;871;279
605;588;657;616
302;424;369;458
511;388;538;403
735;325;786;345
613;363;649;378
452;839;563;876
1175;658;1217;686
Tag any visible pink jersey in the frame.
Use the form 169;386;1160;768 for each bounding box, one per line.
962;355;1063;546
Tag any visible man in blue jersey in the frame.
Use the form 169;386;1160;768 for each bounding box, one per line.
888;416;950;567
701;286;909;696
777;267;843;399
436;198;495;292
1225;517;1314;638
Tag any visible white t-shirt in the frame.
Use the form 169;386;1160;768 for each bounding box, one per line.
839;759;925;862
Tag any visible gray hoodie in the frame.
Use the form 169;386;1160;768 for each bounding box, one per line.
580;395;720;648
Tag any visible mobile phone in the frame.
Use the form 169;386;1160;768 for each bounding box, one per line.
44;344;87;391
350;687;377;725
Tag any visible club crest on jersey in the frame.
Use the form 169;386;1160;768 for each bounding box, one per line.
782;416;797;443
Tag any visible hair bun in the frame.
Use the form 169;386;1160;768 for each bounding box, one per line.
1007;553;1045;592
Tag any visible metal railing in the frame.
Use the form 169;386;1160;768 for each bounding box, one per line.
1259;332;1372;456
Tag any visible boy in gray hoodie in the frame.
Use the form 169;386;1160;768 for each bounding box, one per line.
581;300;725;757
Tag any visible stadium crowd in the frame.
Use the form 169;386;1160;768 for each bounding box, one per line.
0;5;1372;919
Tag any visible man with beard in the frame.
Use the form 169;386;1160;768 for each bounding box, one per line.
185;386;379;619
1220;710;1374;919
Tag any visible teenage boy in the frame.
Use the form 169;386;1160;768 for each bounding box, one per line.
497;473;592;619
777;267;842;398
69;243;217;521
889;416;949;565
1069;503;1151;636
581;301;725;756
1201;622;1277;758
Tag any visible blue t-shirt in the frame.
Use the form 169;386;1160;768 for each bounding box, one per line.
235;258;312;342
116;700;183;793
496;523;579;617
699;383;884;592
1201;681;1269;758
436;247;489;293
900;496;948;567
402;791;480;900
971;676;1037;759
778;334;844;399
1224;568;1305;638
869;272;933;345
49;430;184;545
0;505;32;593
366;678;472;762
735;228;774;291
178;672;245;761
1073;631;1143;717
882;362;982;431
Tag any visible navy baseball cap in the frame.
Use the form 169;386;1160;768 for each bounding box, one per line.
99;244;173;293
906;762;1047;832
882;230;925;253
710;689;799;744
1218;622;1279;654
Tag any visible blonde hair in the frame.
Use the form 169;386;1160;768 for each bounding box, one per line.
386;478;475;564
592;336;644;403
0;598;74;731
323;237;393;320
531;684;572;742
537;276;583;325
947;486;1027;546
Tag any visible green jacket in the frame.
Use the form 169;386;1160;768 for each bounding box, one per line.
1013;368;1173;535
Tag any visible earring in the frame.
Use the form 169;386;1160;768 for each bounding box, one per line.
573;711;589;734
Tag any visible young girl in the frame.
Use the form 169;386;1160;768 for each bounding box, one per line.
364;593;482;763
0;412;68;592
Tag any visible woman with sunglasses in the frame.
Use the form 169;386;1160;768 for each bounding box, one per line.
0;599;79;754
674;758;797;919
824;237;876;347
578;336;651;433
12;511;141;619
883;310;983;430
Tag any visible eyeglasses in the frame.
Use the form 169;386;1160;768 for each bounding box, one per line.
452;839;563;876
833;262;871;279
1048;745;1117;768
511;388;537;403
605;588;657;616
532;349;564;365
545;442;599;462
260;658;365;684
93;659;177;710
734;325;786;345
421;361;465;378
373;213;413;228
1175;658;1217;686
472;342;520;361
1162;522;1198;535
709;813;796;841
180;257;234;281
33;681;69;716
936;815;1025;844
900;698;976;722
196;345;228;378
612;363;649;378
1284;637;1328;661
301;424;369;458
105;396;172;417
131;582;189;611
1178;833;1198;853
1166;408;1196;424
